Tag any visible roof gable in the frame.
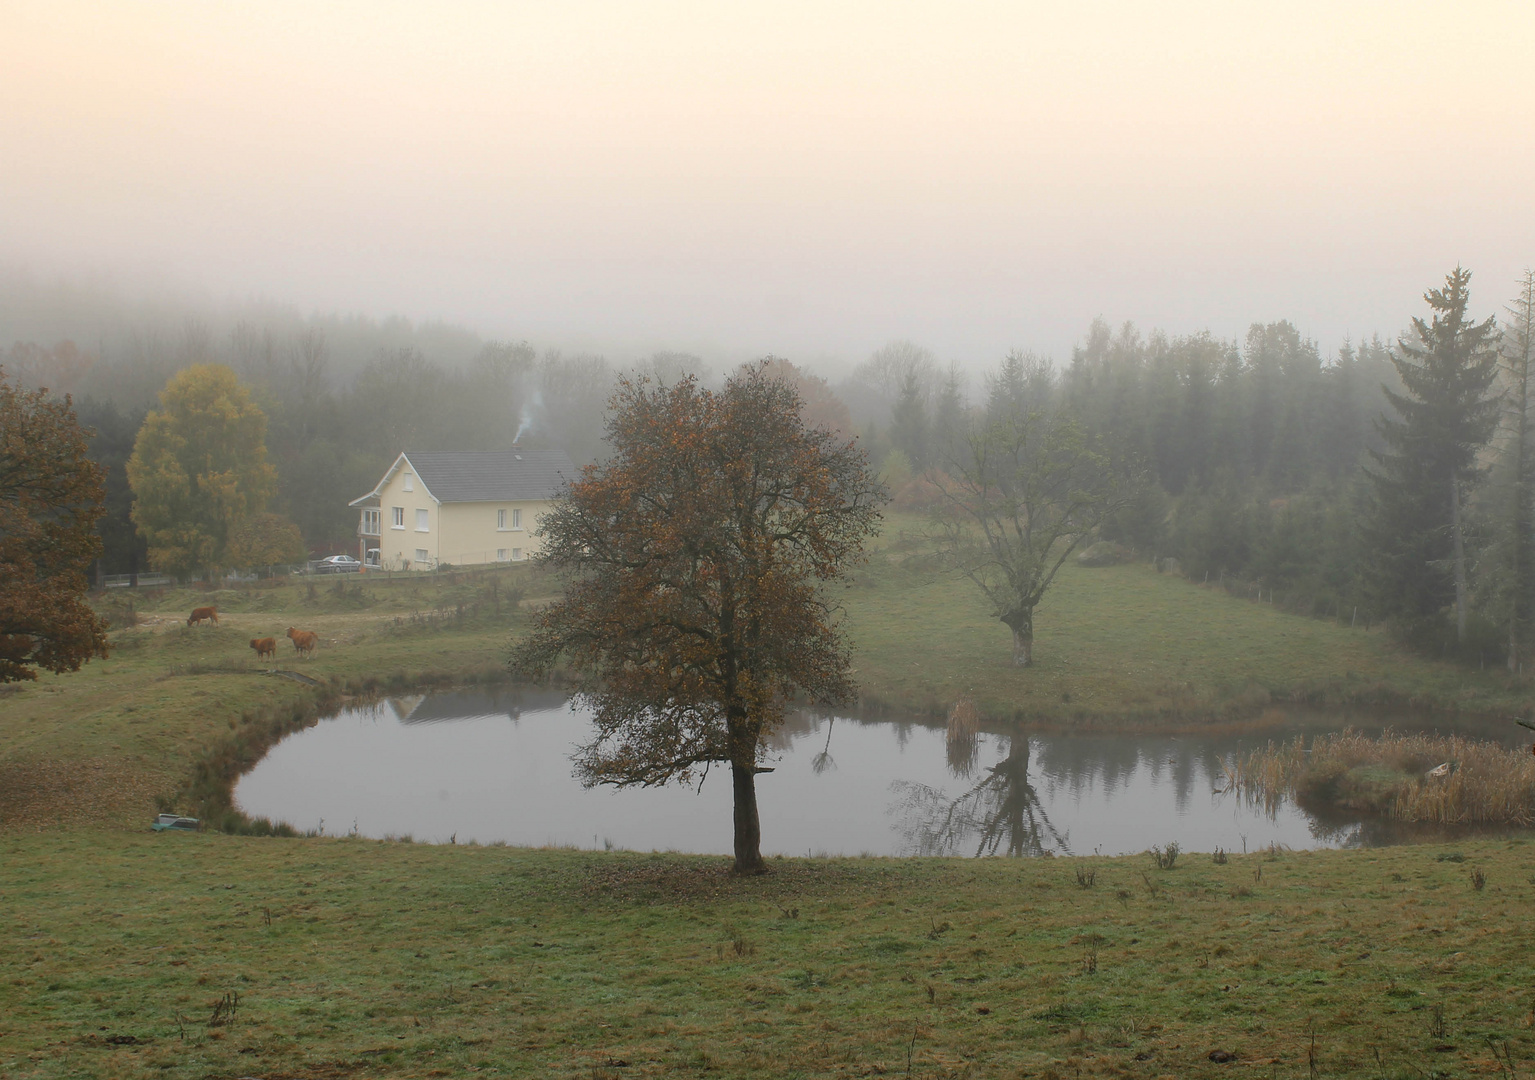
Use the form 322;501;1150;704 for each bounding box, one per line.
352;449;574;506
398;449;573;503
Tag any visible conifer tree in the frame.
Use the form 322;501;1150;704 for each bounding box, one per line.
889;368;930;471
1498;270;1535;670
1365;268;1500;642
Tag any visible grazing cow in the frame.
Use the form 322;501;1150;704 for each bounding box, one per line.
249;637;276;660
285;626;319;658
187;606;219;627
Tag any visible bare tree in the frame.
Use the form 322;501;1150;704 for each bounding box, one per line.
930;353;1128;666
839;340;937;428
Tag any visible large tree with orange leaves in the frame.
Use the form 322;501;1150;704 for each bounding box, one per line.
0;368;110;683
511;363;884;873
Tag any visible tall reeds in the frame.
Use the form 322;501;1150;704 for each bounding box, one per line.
1230;729;1535;826
946;692;980;777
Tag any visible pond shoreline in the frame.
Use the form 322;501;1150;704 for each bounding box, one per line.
199;660;1533;840
232;684;1535;855
182;665;515;832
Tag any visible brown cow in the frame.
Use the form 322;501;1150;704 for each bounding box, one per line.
249;637;276;660
187;606;219;626
285;626;318;658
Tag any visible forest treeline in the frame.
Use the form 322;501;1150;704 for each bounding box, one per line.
3;268;1531;665
856;323;1401;618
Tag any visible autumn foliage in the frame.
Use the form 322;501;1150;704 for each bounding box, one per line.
511;363;884;873
0;368;109;683
127;365;279;578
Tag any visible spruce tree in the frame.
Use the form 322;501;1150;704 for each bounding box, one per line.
1365;267;1500;643
1498;271;1535;670
889;369;931;471
932;366;966;468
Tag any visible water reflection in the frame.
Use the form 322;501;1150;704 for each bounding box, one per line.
392;688;567;725
810;719;837;775
233;692;1532;856
894;736;1068;857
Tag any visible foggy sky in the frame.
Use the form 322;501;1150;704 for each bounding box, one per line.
4;1;1533;367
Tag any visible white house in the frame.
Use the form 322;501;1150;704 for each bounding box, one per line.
349;449;572;570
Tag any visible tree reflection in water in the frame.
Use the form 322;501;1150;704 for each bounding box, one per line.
892;735;1069;857
811;719;837;775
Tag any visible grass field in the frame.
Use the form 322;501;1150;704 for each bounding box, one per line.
851;517;1531;722
4;831;1532;1079
3;543;1533;1077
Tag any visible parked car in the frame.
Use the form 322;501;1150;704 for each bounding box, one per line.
312;555;362;574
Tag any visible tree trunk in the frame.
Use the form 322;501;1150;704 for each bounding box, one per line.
730;763;767;875
1451;471;1467;643
1002;607;1034;667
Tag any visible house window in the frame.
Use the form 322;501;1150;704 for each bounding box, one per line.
403;473;414;492
497;508;507;530
391;506;404;529
512;508;522;529
415;508;429;532
415;548;430;564
497;548;508;562
361;509;380;535
512;548;523;561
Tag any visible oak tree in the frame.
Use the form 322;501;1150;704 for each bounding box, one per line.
0;368;110;682
127;365;279;579
510;363;885;873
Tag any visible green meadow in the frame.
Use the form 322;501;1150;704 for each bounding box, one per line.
4;833;1532;1079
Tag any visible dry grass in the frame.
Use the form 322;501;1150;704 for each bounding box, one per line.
944;691;980;774
1234;729;1535;825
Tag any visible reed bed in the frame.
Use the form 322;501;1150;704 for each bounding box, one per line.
945;691;980;775
1231;728;1535;825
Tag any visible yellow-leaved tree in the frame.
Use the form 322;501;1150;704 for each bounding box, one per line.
226;512;308;571
127;365;279;580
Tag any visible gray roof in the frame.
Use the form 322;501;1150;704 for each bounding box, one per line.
405;449;573;503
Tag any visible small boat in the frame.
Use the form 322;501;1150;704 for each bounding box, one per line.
1424;761;1458;780
151;813;200;832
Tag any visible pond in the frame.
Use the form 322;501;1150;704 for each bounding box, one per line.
233;691;1527;857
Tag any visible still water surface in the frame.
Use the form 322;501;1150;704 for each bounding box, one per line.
234;691;1515;856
